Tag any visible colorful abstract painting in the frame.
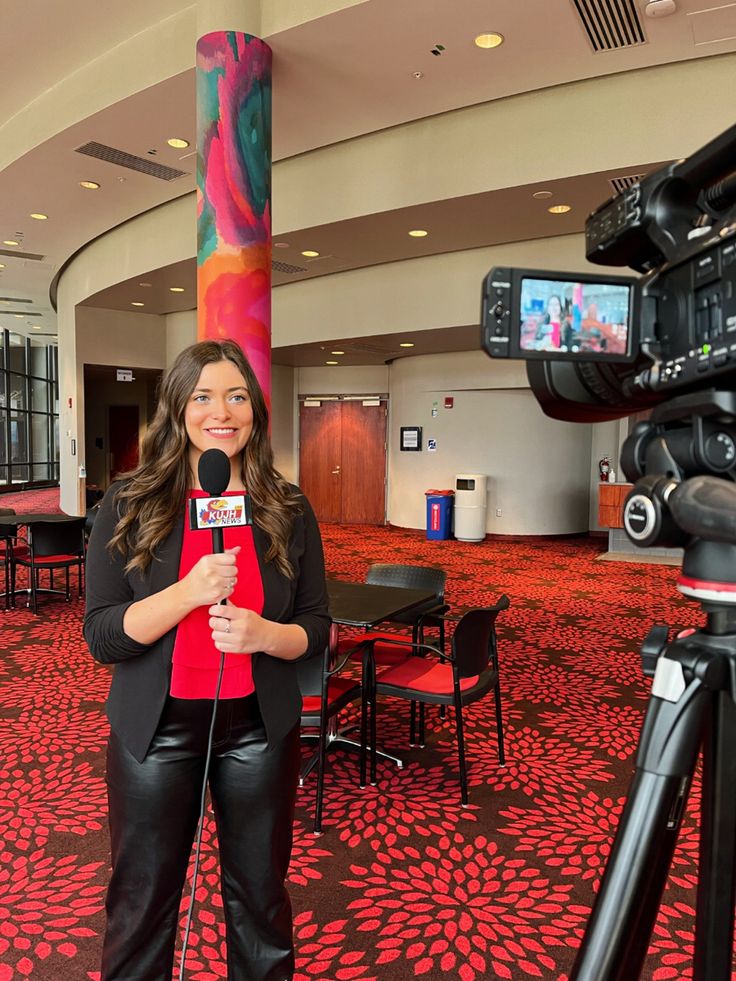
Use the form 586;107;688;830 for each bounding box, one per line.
196;31;272;408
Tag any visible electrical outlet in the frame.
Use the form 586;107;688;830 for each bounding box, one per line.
496;508;502;517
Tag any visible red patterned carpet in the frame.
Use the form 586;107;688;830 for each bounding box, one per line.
0;495;722;980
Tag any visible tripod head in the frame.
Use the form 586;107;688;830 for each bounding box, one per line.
619;389;736;605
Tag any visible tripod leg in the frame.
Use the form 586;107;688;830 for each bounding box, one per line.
571;662;711;981
694;690;736;979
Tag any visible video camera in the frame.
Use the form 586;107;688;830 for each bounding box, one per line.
481;122;736;424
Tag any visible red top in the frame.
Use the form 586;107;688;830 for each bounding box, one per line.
170;490;264;699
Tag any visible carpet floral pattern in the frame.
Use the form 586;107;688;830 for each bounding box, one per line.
0;500;720;980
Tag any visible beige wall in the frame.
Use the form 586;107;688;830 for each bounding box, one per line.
271;364;298;484
388;352;592;534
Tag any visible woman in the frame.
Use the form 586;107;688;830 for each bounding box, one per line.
534;294;564;350
84;339;330;981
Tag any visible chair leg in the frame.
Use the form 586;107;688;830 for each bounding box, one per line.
418;702;426;747
30;564;37;615
314;704;330;836
493;681;506;766
454;693;469;806
439;622;448;720
370;683;377;786
360;678;369;789
409;701;417;746
65;567;70;601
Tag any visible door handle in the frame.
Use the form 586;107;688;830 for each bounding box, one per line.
331;466;341;475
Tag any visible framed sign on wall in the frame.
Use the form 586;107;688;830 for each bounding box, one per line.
400;426;422;451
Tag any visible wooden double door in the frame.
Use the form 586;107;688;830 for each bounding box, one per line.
299;399;387;524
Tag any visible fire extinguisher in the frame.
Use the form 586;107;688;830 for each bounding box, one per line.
598;456;611;482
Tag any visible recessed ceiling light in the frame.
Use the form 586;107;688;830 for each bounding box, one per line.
533;190;553;200
169;287;185;293
274;242;290;249
301;250;320;257
475;33;504;49
167;138;190;149
138;282;153;287
0;264;5;269
411;70;424;79
330;350;345;355
325;360;339;365
131;301;145;307
548;204;572;214
399;342;415;348
30;213;48;220
31;325;41;329
14;314;23;319
408;229;428;238
79;181;100;190
3;240;19;247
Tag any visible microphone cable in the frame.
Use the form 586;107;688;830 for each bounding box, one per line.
177;646;226;981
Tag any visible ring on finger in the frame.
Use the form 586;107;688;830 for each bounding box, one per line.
224;619;231;634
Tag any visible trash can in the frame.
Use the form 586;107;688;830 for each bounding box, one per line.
454;474;487;542
425;489;454;540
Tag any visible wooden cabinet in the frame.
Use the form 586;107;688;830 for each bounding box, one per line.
598;482;633;529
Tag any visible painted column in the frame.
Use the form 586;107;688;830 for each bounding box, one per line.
196;29;272;407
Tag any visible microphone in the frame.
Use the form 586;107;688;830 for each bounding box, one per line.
190;448;252;555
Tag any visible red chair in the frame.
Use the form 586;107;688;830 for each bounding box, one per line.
12;518;86;614
362;596;509;804
296;637;362;835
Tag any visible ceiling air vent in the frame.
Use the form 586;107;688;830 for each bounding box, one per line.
0;248;45;261
4;311;42;318
609;173;647;195
272;260;308;274
75;141;188;181
571;0;646;52
0;296;33;303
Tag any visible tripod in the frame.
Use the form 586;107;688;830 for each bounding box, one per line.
571;391;736;981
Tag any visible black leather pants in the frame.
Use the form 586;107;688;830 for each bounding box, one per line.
102;693;300;981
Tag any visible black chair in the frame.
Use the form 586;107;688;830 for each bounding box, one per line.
363;595;510;805
296;635;362;835
0;508;26;610
12;518;86;614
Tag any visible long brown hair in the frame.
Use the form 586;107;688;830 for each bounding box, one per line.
108;339;301;577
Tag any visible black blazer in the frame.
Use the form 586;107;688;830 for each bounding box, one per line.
84;483;331;762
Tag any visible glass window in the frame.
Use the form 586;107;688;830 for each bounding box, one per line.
10;413;28;462
8;334;26;373
30;341;47;377
9;374;27;411
31;377;49;412
31;414;49;462
0;329;57;489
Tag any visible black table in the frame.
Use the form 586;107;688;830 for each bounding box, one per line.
0;512;81;526
0;513;84;608
327;578;438;629
319;578;437;774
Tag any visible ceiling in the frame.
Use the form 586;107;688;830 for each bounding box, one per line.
1;0;736;362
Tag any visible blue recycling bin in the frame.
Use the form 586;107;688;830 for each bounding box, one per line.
425;490;454;540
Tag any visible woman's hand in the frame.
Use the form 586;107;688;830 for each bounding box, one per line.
180;546;241;608
208;604;308;661
208;603;273;654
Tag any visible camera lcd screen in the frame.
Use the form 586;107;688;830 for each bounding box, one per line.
519;277;632;357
